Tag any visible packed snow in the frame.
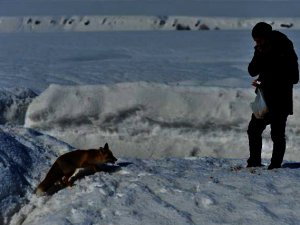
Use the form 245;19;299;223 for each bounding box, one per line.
1;1;300;225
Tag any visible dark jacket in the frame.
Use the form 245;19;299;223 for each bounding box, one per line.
248;30;299;115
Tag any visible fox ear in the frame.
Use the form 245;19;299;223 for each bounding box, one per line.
104;143;109;149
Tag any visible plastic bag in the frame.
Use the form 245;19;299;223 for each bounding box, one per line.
250;88;268;119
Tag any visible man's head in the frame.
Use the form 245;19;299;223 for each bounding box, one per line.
252;22;272;48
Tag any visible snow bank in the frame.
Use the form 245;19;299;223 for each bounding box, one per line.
24;83;300;160
4;125;300;225
0;126;72;225
0;16;299;32
0;129;32;225
10;157;300;225
0;88;37;125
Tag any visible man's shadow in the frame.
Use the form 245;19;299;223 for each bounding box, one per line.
282;162;300;169
44;162;133;195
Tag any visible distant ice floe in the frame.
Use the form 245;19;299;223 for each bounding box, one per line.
0;16;299;32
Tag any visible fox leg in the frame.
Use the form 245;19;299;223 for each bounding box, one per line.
91;165;98;172
62;170;76;186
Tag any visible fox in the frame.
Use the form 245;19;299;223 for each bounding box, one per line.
36;143;117;195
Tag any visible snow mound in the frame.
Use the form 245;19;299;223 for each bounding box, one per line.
25;83;254;129
24;83;300;160
24;83;254;158
0;125;72;225
0;129;32;225
0;16;299;32
11;157;300;225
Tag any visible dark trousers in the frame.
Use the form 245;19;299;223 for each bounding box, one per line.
247;113;288;166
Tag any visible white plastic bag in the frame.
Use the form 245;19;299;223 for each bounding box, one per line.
250;88;268;119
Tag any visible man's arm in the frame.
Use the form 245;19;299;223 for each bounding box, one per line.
248;48;263;77
289;48;299;85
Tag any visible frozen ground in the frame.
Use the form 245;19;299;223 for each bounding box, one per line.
0;31;254;92
1;31;300;93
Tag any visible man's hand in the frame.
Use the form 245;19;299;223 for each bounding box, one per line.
252;79;261;87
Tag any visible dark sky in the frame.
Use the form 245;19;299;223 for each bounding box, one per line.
0;1;300;17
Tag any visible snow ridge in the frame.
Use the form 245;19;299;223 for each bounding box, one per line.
24;83;300;160
0;16;299;32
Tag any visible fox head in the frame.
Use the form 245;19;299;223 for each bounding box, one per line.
99;143;117;164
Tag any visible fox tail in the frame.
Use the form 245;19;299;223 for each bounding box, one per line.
36;162;63;195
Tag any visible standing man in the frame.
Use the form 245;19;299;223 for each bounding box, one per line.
247;22;299;169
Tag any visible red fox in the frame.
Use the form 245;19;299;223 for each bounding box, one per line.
36;143;117;195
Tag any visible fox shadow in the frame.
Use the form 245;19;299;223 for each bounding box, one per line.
44;162;133;195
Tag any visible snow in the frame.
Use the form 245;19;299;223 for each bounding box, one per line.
0;0;300;224
8;156;300;225
0;83;297;224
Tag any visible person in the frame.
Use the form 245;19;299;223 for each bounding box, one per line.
247;22;299;169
